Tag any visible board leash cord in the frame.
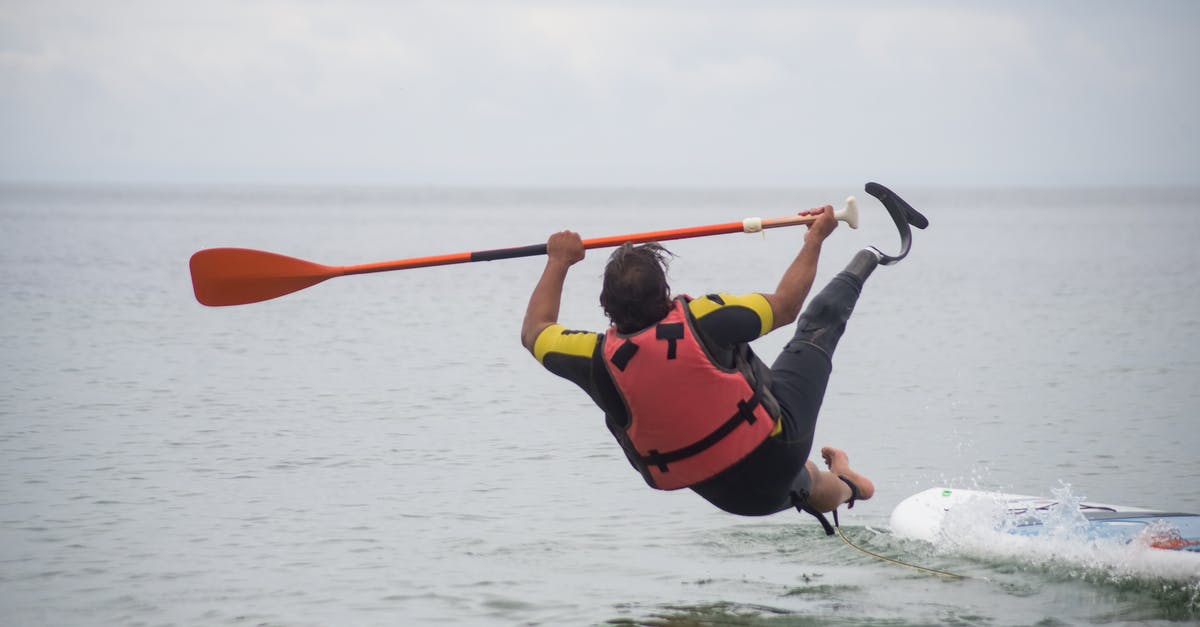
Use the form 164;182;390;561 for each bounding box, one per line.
831;511;966;580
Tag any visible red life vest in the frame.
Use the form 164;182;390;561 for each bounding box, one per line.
602;297;777;490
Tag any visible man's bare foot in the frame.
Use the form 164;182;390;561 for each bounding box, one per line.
821;446;876;501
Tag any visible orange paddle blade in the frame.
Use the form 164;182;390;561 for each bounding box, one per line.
190;248;342;306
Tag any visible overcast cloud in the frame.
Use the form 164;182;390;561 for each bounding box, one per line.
1;1;1197;186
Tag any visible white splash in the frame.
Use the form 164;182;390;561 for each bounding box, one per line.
932;483;1200;583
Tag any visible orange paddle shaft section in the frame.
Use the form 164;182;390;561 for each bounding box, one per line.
343;214;826;275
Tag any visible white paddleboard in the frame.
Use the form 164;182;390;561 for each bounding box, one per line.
892;485;1200;550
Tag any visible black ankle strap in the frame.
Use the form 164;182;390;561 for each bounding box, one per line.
838;475;862;509
791;490;836;536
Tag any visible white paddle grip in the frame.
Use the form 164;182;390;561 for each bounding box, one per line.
743;196;858;234
835;196;860;229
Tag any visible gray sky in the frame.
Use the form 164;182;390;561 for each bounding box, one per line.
1;1;1197;187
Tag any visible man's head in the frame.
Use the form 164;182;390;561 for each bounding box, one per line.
600;242;674;333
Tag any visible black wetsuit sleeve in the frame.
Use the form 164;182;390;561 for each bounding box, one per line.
534;325;600;390
533;325;631;429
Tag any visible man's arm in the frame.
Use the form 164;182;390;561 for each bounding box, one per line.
521;230;586;353
761;206;838;331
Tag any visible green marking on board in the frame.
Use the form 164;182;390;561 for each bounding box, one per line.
942;489;952;497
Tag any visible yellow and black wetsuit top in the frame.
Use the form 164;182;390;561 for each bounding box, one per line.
532;293;778;459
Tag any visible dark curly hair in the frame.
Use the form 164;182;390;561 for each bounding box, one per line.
600;242;675;333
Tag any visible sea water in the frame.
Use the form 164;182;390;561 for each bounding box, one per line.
1;185;1198;625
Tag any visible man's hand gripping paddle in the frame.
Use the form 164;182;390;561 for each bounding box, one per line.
189;200;860;307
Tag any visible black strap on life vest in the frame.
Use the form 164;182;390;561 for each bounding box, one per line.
611;322;683;369
641;390;762;473
655;322;684;359
609;340;639;371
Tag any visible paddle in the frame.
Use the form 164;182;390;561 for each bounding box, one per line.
190;198;859;307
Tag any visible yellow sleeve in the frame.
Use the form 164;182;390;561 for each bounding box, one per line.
688;293;773;338
532;324;600;364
